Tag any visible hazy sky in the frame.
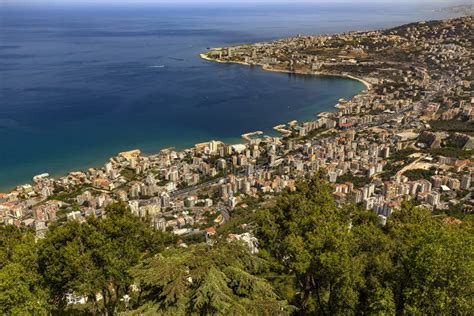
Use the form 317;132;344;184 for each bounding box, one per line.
0;0;464;4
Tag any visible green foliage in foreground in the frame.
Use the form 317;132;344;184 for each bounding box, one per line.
255;176;474;315
1;178;473;315
0;226;48;315
127;242;292;315
1;203;173;315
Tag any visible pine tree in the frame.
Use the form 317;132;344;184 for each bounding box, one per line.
129;242;292;315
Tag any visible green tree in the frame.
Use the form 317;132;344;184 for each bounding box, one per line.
387;203;474;315
256;177;473;315
2;182;472;316
38;202;172;315
0;226;48;315
129;242;292;315
37;220;96;311
0;225;26;267
256;176;365;314
351;210;395;315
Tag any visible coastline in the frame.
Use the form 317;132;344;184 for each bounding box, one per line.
200;53;372;117
4;14;472;234
260;63;372;91
1;55;365;193
200;53;372;91
199;53;251;66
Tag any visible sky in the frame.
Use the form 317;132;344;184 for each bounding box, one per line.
0;0;465;5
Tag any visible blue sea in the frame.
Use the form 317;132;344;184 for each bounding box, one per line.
0;2;454;190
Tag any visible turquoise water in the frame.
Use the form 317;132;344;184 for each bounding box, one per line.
0;3;453;190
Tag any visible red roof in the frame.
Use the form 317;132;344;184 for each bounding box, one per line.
205;227;216;235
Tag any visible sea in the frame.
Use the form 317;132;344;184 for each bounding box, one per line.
0;2;455;190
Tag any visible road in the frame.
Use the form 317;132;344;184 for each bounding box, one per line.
170;177;225;198
395;154;428;178
353;86;445;132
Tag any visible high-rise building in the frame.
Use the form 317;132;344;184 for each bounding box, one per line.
461;174;471;190
427;191;440;207
329;171;338;183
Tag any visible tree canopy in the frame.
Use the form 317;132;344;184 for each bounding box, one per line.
255;175;474;315
1;179;472;315
128;242;292;315
0;226;48;315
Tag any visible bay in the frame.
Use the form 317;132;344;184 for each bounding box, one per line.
0;2;453;190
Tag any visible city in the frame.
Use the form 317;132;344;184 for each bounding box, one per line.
2;16;472;237
1;12;473;315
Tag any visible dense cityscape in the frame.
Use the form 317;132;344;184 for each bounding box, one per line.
3;16;472;236
1;14;473;315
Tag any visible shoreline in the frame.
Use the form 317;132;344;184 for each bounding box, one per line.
1;55;365;193
200;53;372;91
261;64;372;91
200;53;371;119
0;135;244;192
4;14;472;232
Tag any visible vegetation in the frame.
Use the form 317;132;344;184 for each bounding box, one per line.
254;175;473;315
434;202;474;221
403;168;436;181
0;226;48;315
430;119;474;135
299;127;328;141
1;178;473;315
128;242;292;315
426;146;473;159
1;203;173;315
388;148;417;161
47;185;90;203
336;173;372;187
120;168;138;182
379;148;418;180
